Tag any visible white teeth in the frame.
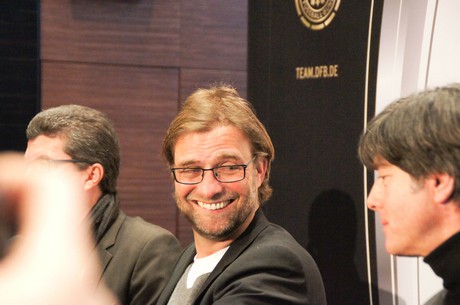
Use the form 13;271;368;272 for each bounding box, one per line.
197;200;230;210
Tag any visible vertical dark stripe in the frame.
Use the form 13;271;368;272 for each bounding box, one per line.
0;0;40;151
249;1;383;304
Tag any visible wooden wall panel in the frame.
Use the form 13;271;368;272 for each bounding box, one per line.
41;61;179;232
41;0;180;67
40;0;248;246
180;68;247;101
180;0;248;70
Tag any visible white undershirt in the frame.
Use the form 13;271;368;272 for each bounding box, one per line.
187;246;230;289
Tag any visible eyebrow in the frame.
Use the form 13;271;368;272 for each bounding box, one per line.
175;155;240;167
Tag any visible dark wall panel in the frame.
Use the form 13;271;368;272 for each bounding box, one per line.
249;1;382;304
0;1;39;151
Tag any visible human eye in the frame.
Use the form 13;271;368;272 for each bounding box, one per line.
229;164;244;170
376;171;391;185
176;167;202;177
215;165;243;177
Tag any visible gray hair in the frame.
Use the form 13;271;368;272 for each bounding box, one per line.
27;104;120;194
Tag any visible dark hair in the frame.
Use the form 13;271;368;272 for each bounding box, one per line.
359;83;460;201
27;104;120;194
162;85;275;204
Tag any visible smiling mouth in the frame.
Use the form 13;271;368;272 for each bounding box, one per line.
197;200;232;210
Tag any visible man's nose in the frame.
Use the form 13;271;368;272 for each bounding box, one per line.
366;183;381;211
196;169;224;198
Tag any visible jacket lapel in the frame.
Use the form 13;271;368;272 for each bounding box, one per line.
157;209;270;305
95;211;126;283
193;209;270;303
156;244;196;305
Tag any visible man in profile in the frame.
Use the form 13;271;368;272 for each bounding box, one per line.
25;104;182;305
359;84;460;304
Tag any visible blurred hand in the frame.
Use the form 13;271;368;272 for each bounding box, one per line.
0;152;119;305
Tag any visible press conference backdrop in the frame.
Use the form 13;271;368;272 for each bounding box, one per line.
249;0;460;305
248;1;383;304
374;0;460;304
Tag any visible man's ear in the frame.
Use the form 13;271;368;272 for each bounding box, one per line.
84;163;104;191
432;173;456;204
255;157;268;187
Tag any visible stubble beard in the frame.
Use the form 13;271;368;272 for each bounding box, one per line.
174;188;259;241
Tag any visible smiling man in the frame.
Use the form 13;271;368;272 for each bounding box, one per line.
157;85;326;305
359;84;460;305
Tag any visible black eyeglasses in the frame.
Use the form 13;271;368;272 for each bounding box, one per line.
170;155;257;185
48;159;91;164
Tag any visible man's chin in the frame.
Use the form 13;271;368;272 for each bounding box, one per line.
193;225;234;241
385;241;399;255
385;245;420;257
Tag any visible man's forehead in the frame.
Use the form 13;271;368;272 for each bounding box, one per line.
373;156;391;169
25;134;68;159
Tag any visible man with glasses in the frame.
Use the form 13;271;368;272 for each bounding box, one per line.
24;104;181;305
157;85;326;305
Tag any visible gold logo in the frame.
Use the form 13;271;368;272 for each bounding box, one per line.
295;0;341;30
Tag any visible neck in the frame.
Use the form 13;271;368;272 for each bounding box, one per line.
194;209;257;258
86;188;104;213
423;203;460;256
194;236;233;258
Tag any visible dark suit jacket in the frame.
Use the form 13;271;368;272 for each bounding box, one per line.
157;209;327;305
97;211;182;305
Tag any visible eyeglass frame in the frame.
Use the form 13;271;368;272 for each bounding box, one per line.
170;155;257;185
27;159;93;167
47;159;92;164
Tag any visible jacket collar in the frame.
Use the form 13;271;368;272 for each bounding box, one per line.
94;211;127;283
159;208;269;304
